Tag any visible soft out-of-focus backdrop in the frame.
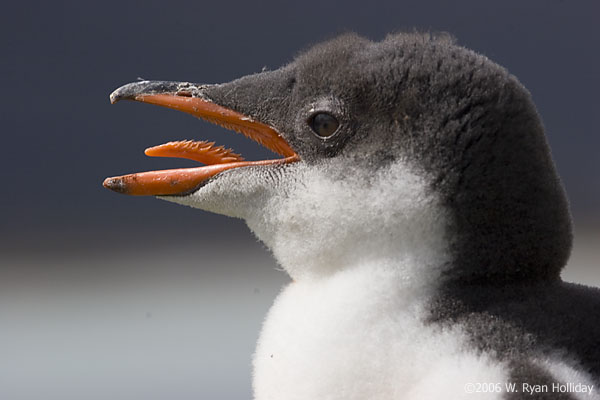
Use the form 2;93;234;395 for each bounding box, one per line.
1;1;598;399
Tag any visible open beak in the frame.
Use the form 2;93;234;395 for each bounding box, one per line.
103;81;299;196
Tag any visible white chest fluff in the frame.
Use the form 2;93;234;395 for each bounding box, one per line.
234;161;507;398
252;263;508;400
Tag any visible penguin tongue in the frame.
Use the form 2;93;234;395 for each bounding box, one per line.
103;92;298;196
145;140;245;165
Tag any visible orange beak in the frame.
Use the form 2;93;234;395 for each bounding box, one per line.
103;84;299;196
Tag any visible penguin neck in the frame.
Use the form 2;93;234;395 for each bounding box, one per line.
288;257;440;320
245;160;451;287
281;239;449;293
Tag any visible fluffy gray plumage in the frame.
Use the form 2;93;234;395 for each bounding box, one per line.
205;32;572;281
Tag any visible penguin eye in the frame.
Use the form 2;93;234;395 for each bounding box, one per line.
309;112;339;138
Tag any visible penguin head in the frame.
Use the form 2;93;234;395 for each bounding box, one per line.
105;33;572;284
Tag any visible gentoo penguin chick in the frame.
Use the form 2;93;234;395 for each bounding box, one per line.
105;33;600;399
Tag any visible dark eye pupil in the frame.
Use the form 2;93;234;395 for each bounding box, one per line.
310;113;339;138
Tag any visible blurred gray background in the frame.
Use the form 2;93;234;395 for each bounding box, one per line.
1;1;598;399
